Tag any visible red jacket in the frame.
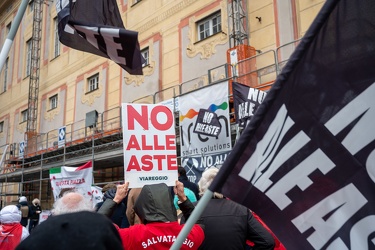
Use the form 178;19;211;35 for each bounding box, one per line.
118;221;204;250
98;183;205;250
0;223;23;250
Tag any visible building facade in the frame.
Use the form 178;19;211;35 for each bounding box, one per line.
0;0;324;209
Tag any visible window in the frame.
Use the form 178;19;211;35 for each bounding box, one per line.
3;58;9;92
26;39;32;77
54;17;60;57
198;12;222;41
6;23;11;34
29;0;34;13
0;121;3;133
49;94;58;110
87;74;99;92
141;48;149;67
21;109;28;123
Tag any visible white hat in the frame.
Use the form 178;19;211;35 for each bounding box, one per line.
0;205;22;224
19;196;27;203
32;198;40;205
198;167;219;195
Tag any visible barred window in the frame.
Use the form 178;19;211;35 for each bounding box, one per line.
141;47;149;67
198;12;222;41
6;23;11;34
49;94;58;110
88;74;99;92
29;0;34;13
21;109;28;123
26;40;32;77
54;17;60;57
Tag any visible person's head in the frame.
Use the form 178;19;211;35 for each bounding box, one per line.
19;196;27;203
15;211;123;250
134;183;177;224
32;198;40;206
0;205;21;224
178;166;187;177
198;167;223;198
53;191;93;215
58;188;75;198
101;183;117;194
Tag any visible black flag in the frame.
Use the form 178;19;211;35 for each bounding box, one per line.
211;0;375;249
56;0;144;75
232;82;267;128
193;109;222;137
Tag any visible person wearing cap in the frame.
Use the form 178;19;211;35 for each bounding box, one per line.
17;196;30;228
0;205;29;249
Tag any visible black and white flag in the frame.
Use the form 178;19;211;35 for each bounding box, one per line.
56;0;144;75
193;109;222;137
232;82;267;128
210;0;375;249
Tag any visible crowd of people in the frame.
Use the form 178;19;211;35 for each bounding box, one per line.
0;166;282;250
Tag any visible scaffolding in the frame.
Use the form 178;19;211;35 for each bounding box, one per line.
0;26;300;207
26;0;43;149
227;0;249;47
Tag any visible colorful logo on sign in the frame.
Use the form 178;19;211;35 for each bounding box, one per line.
179;102;228;121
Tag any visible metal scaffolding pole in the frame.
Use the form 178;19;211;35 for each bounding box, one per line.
227;0;249;47
26;0;43;138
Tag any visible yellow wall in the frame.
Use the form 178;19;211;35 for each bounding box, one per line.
0;0;325;148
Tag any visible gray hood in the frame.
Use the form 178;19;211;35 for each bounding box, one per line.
134;183;177;224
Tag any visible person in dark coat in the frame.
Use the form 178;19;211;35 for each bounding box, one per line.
94;183;116;213
182;168;275;250
15;211;123;250
178;166;200;200
95;183;130;228
28;198;42;233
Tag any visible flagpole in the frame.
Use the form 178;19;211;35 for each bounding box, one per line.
170;189;213;250
0;0;29;72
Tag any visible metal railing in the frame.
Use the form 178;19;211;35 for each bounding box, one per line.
154;84;181;104
0;38;301;175
0;38;303;208
234;49;278;88
276;38;301;74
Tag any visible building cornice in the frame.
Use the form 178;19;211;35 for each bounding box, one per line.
0;1;15;17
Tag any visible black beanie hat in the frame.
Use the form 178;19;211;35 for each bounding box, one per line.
16;211;123;250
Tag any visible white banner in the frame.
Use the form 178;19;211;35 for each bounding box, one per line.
49;162;93;201
179;81;232;183
159;97;179;113
122;103;178;188
91;185;103;207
